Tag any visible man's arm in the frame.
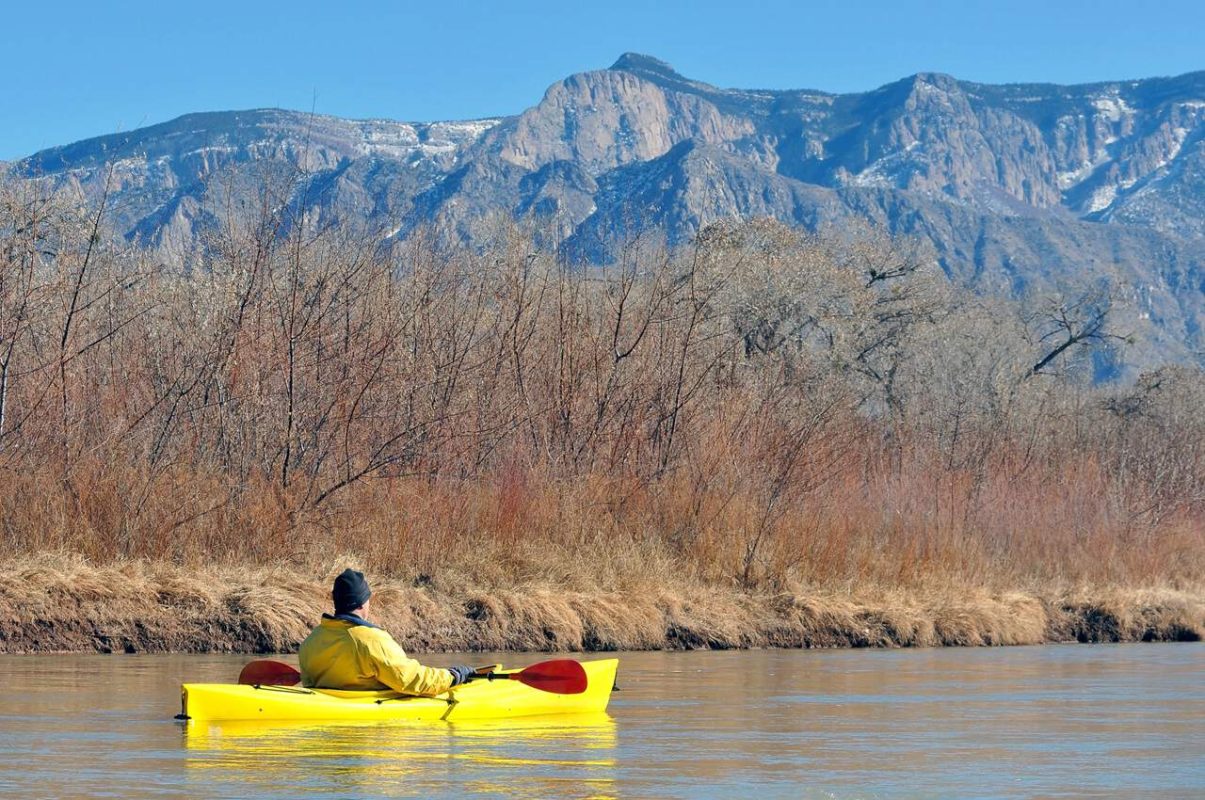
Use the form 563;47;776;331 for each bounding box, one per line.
359;629;455;696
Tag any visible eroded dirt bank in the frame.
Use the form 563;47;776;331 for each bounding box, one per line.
1;556;1200;654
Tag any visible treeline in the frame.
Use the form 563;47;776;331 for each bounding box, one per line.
0;177;1201;593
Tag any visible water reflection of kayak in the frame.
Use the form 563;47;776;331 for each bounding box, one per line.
182;712;619;798
182;711;618;754
178;658;618;722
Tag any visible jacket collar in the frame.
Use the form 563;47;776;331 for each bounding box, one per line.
322;612;379;629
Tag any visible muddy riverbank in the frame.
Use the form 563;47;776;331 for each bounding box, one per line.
1;555;1200;654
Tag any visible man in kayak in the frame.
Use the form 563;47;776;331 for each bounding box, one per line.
298;568;474;695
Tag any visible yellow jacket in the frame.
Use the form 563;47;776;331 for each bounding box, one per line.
298;616;454;696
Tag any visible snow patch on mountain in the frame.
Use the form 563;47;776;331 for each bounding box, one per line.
1087;182;1119;213
1092;94;1134;123
1058;154;1112;190
345;118;501;160
846;142;922;189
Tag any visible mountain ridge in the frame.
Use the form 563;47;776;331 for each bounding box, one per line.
6;55;1205;373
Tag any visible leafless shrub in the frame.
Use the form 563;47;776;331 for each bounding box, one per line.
0;196;1199;593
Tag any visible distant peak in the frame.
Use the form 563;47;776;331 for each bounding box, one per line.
609;53;682;78
913;71;958;85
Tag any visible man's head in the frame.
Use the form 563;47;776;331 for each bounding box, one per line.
332;568;372;615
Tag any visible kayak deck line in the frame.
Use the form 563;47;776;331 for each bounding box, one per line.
178;657;618;723
252;684;315;695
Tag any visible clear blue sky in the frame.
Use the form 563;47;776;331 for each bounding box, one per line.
2;0;1202;160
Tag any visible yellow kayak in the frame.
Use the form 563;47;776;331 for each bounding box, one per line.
179;658;618;723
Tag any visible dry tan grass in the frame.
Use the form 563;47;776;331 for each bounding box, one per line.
1;553;1199;653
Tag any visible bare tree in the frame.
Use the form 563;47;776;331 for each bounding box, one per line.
1028;285;1128;377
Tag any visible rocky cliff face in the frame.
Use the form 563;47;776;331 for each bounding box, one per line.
8;55;1205;369
18;110;502;258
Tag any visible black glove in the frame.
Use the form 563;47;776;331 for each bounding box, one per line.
447;664;474;687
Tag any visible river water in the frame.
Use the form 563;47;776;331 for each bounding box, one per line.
0;644;1201;799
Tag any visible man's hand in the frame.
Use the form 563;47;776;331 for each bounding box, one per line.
447;665;474;686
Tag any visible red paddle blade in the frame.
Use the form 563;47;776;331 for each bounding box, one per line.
238;659;302;686
513;659;589;694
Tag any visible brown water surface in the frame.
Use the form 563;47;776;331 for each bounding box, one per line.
0;644;1201;798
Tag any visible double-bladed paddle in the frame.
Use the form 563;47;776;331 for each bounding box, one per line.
236;658;588;695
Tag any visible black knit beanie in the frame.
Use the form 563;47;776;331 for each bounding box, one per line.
332;569;372;614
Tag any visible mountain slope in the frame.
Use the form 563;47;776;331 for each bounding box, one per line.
7;55;1205;369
